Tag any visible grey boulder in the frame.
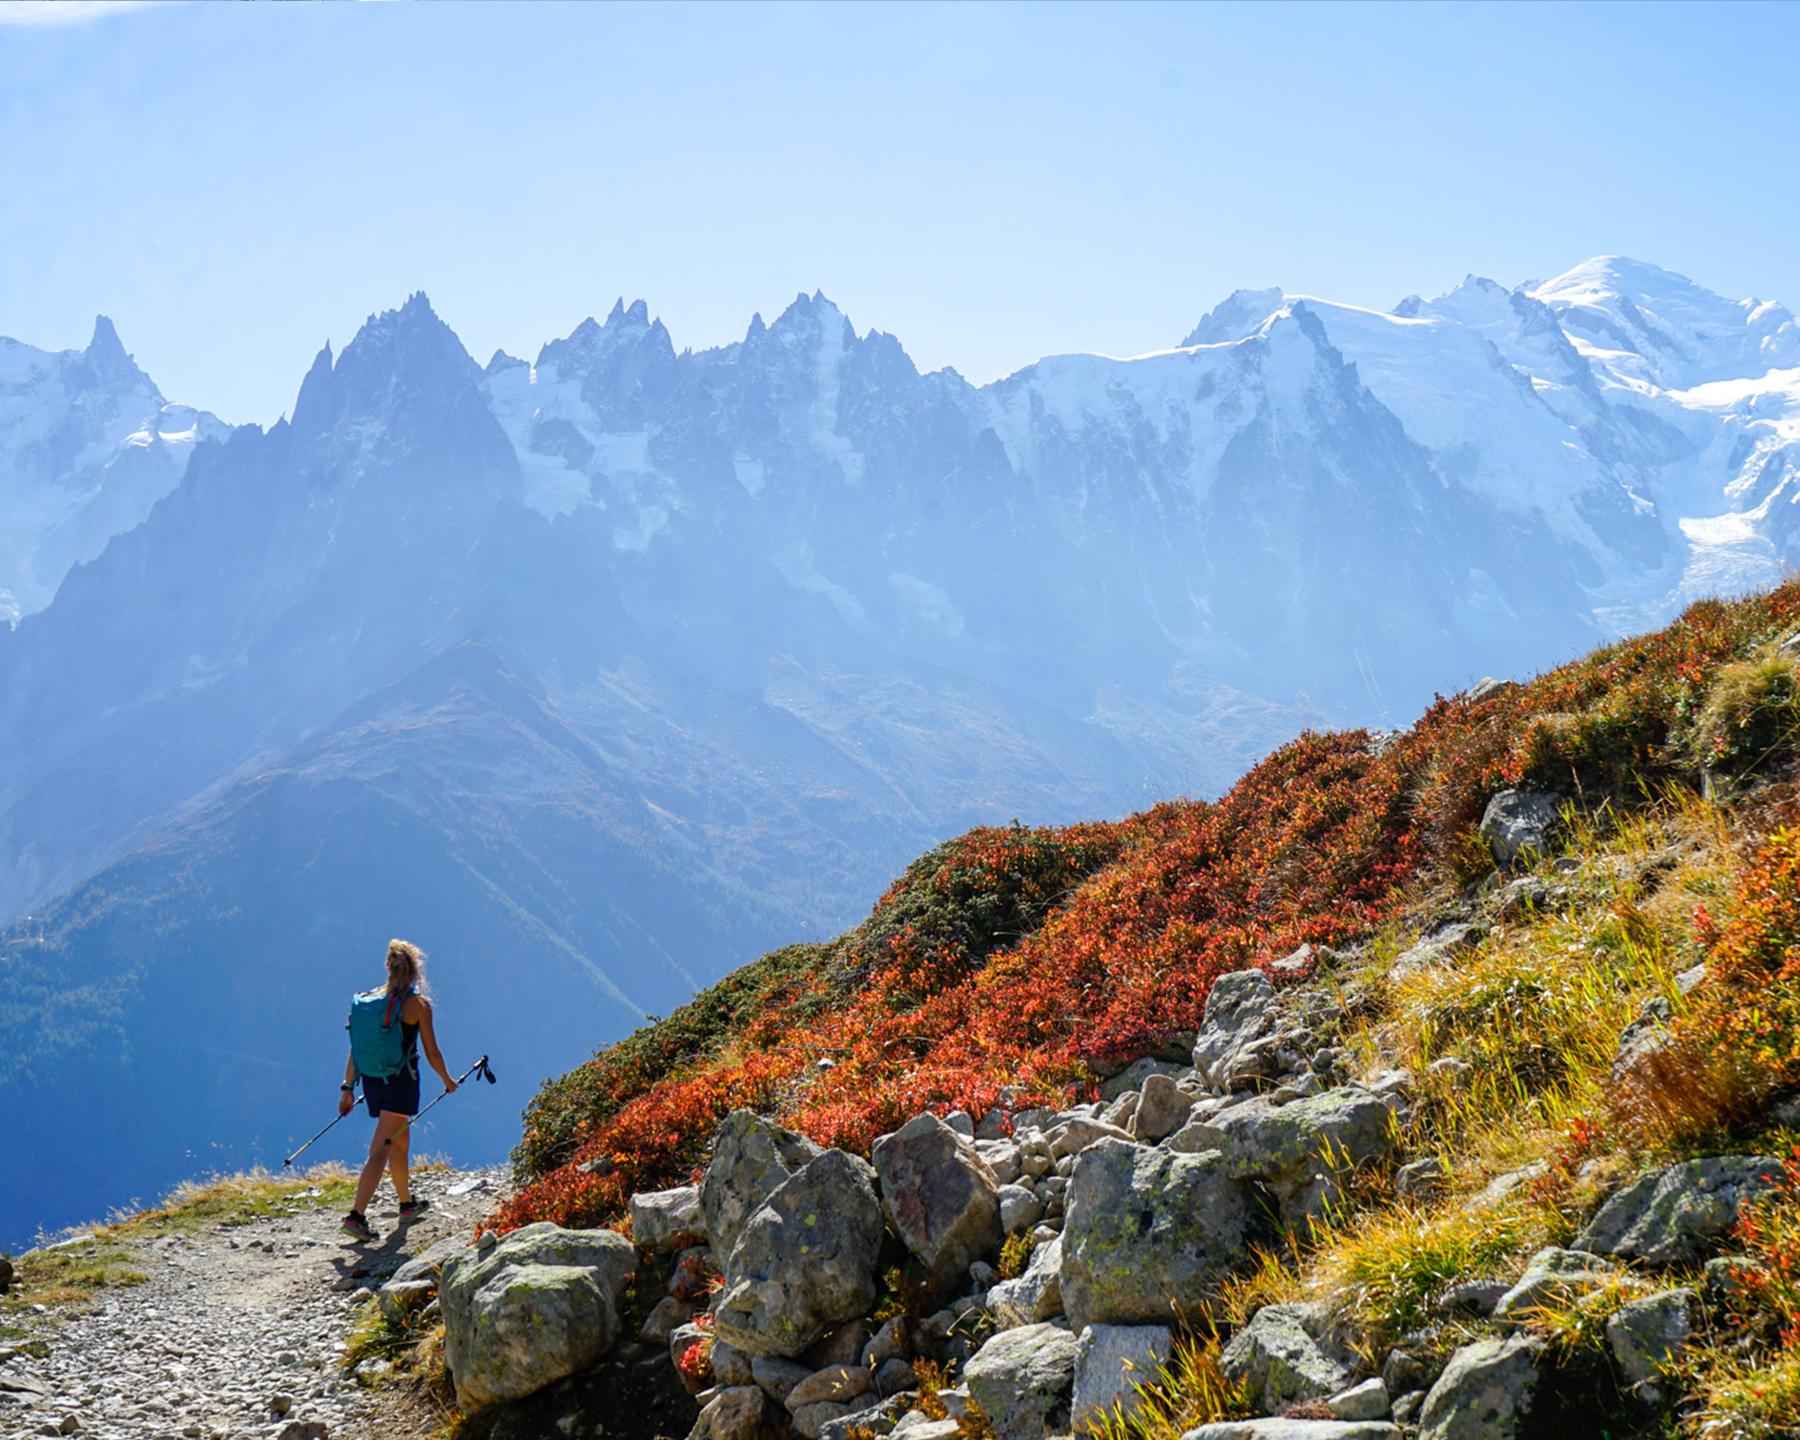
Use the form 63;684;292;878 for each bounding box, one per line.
987;1234;1065;1328
963;1322;1078;1440
1192;970;1277;1092
630;1184;705;1254
785;1363;872;1409
750;1354;814;1404
1491;1247;1625;1325
1179;1086;1394;1225
438;1223;636;1410
1061;1139;1250;1328
1182;1425;1400;1440
701;1109;825;1258
873;1112;1002;1290
1327;1377;1392;1420
1479;791;1560;869
1131;1073;1195;1142
1072;1323;1174;1430
1417;1335;1542;1440
714;1149;885;1358
1606;1288;1695;1394
687;1385;771;1440
1220;1303;1356;1412
1576;1155;1782;1265
998;1183;1043;1235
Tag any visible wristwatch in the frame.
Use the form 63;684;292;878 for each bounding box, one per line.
341;1083;355;1093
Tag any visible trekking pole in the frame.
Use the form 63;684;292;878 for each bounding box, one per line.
385;1055;496;1147
283;1091;362;1168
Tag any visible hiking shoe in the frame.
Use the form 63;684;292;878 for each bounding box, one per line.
397;1198;430;1221
340;1211;376;1242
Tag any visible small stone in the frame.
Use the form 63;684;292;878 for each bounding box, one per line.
874;1357;916;1396
785;1364;871;1410
997;1184;1042;1235
1328;1376;1391;1420
1439;1279;1509;1317
1395;1158;1447;1203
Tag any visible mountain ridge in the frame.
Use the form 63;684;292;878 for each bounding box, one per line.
5;257;1800;1245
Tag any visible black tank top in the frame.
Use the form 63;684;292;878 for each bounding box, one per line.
389;988;420;1075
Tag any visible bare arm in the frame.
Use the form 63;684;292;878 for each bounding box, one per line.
338;1051;358;1115
408;996;456;1091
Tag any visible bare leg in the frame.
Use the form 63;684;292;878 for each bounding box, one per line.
387;1121;412;1206
354;1111;408;1215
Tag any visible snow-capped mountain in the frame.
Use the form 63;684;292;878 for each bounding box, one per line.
3;256;1798;1241
0;317;225;623
1191;258;1800;628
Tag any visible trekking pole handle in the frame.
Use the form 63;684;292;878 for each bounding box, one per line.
384;1055;495;1147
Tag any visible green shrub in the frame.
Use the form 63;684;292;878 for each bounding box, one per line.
1690;656;1800;777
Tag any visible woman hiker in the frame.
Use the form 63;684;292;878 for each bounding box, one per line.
338;939;457;1240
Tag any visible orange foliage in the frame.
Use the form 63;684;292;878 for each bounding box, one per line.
489;582;1800;1236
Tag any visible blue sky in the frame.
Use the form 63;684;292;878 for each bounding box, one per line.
2;0;1796;424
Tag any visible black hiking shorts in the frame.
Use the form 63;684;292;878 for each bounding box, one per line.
363;1069;421;1118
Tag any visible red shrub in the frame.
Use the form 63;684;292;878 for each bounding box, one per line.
491;581;1800;1235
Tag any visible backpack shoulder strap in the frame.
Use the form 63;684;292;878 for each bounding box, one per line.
382;985;411;1029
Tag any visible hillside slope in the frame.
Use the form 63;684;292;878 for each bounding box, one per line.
467;578;1800;1439
500;580;1800;1227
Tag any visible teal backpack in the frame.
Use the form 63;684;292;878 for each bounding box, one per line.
347;985;415;1080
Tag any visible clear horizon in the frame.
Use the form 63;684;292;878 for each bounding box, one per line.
2;0;1797;424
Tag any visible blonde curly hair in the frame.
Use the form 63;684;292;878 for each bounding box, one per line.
385;938;428;997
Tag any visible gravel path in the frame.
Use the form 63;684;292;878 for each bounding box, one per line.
0;1167;507;1440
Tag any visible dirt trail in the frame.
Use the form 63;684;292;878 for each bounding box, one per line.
0;1167;506;1440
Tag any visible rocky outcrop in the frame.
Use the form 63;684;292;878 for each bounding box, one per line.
1575;1155;1781;1265
1061;1139;1250;1328
713;1149;885;1358
438;1223;636;1410
872;1113;1002;1292
701;1110;825;1258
